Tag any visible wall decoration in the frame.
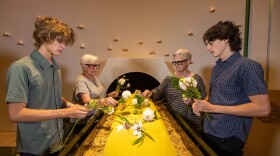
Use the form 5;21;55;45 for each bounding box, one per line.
2;32;10;37
77;24;85;29
113;37;119;42
156;39;162;43
80;43;85;49
122;48;128;51
149;51;156;54
236;23;242;27
164;51;169;56
188;32;194;36
17;40;24;45
138;41;143;44
107;45;112;50
209;7;215;13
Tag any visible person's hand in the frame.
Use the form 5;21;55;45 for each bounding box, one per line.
107;91;119;98
192;99;213;116
65;103;89;118
100;97;118;107
142;90;152;98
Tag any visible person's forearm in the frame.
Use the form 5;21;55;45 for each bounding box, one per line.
10;108;66;123
214;94;270;117
213;103;270;117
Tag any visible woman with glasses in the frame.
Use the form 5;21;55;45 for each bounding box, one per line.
70;54;119;133
142;49;207;133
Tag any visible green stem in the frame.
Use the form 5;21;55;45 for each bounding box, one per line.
62;119;80;149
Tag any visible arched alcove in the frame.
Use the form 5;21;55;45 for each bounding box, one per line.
106;72;160;94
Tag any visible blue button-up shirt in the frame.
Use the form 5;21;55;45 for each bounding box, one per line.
204;52;268;143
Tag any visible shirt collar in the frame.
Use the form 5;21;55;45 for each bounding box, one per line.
30;50;60;70
216;52;241;65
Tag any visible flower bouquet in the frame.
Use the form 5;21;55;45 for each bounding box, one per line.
169;74;211;121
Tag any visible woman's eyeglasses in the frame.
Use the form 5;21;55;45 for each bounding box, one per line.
171;59;188;66
84;64;100;69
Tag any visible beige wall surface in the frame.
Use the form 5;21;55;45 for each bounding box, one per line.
0;0;246;132
0;0;279;155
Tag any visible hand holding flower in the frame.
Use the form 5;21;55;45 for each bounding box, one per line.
192;99;212;120
100;97;118;107
142;90;153;98
107;91;119;98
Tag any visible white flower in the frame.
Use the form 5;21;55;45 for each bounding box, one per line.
179;77;198;90
122;90;131;99
143;108;154;121
191;77;198;87
179;80;187;90
116;122;130;132
143;99;149;107
118;78;126;85
132;121;142;138
132;98;138;105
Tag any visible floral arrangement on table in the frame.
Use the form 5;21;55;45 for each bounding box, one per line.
114;90;159;146
63;89;158;147
115;75;130;92
169;74;211;121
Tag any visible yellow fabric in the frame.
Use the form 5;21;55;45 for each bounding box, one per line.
103;94;177;156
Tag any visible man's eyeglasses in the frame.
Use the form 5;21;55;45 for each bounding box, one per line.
84;64;100;69
171;59;188;66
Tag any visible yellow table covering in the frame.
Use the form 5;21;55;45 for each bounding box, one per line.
103;94;177;156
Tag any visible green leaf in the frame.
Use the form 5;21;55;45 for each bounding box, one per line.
132;135;144;145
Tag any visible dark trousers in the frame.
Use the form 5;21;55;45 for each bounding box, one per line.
202;132;245;156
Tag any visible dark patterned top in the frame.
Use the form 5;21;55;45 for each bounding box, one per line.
205;52;268;143
151;74;207;132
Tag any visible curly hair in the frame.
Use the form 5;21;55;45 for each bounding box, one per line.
33;16;76;48
203;21;242;52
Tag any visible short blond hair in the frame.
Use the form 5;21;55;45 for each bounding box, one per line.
173;49;193;64
80;54;99;65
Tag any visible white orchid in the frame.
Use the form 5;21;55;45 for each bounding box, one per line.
122;90;131;99
132;121;142;138
143;108;154;121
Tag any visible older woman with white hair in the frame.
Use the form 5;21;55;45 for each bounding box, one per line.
71;54;118;133
142;49;207;133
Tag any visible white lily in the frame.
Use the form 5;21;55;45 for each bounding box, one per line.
132;121;142;138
